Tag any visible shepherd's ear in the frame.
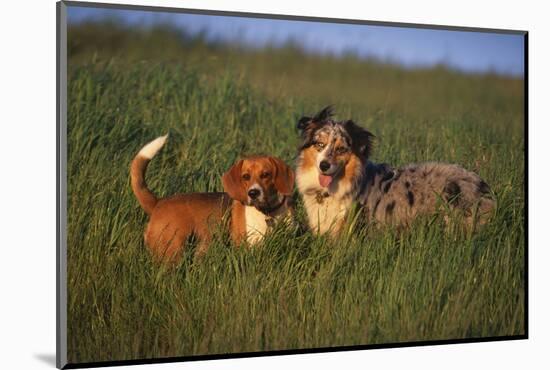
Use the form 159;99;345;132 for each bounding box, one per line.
297;106;334;131
269;157;295;195
344;120;375;158
222;160;247;203
297;116;312;130
313;105;334;122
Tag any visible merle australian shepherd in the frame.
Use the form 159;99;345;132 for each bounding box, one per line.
295;106;495;236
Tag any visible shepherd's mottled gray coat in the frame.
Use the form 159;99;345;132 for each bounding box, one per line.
358;161;495;226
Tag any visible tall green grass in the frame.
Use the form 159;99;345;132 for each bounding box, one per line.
66;22;525;364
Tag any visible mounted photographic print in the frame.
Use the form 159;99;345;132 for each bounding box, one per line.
56;1;527;368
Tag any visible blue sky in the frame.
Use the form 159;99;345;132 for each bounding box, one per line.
68;6;525;77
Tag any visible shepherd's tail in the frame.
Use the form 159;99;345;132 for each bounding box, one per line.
130;134;168;215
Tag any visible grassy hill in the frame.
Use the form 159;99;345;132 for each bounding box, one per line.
65;21;525;364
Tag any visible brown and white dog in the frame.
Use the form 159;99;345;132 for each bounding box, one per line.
130;135;294;262
295;107;495;236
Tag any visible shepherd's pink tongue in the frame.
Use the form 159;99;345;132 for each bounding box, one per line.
319;174;333;188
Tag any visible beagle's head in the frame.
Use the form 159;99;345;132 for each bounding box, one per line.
222;156;295;210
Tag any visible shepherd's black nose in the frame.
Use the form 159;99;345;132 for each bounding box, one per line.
319;161;331;172
248;189;260;199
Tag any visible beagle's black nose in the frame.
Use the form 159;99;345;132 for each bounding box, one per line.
319;161;331;172
248;189;260;199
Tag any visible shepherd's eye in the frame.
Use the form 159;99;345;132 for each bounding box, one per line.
314;142;325;151
242;174;251;181
336;146;348;154
260;172;271;179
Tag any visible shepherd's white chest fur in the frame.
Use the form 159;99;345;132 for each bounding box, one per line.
296;167;354;235
244;206;269;245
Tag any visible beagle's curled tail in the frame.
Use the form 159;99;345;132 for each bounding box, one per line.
130;134;168;215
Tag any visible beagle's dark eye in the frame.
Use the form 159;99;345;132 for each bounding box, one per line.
336;146;348;154
314;142;326;151
260;171;271;179
242;173;251;181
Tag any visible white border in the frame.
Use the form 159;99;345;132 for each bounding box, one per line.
2;0;548;369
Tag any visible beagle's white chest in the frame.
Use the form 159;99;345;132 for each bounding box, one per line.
244;206;269;245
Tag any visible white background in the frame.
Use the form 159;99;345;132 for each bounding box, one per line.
0;0;547;369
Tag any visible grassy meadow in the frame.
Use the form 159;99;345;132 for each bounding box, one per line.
66;22;525;364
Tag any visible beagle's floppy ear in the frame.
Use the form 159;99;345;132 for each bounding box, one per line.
222;160;248;203
269;157;295;196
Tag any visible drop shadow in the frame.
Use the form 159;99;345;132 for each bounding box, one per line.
34;353;57;367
